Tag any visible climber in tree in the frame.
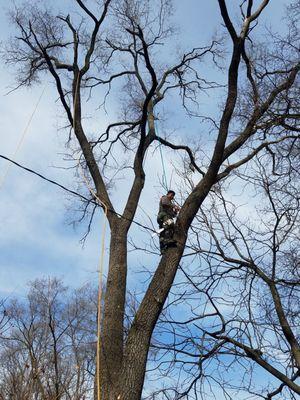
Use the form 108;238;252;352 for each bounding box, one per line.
157;190;180;254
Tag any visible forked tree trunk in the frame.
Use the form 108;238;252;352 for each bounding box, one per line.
96;178;216;400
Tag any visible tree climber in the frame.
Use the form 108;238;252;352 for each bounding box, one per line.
157;190;180;254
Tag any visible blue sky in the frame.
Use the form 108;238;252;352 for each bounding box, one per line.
0;2;292;397
0;0;219;297
0;0;288;302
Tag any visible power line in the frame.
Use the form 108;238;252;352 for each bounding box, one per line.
0;154;157;234
0;154;92;202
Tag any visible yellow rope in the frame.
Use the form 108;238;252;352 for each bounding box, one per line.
78;160;107;400
73;73;107;400
0;86;46;190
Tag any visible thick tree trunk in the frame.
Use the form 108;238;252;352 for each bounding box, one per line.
118;246;185;400
99;225;128;399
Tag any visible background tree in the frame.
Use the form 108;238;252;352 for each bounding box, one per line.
2;0;299;399
0;278;97;400
149;150;299;399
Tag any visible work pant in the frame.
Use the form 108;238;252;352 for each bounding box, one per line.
157;212;176;253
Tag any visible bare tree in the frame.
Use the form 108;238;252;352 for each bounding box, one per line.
2;0;299;398
147;146;299;399
0;278;97;400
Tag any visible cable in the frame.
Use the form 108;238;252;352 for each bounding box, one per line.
0;154;158;234
0;154;91;201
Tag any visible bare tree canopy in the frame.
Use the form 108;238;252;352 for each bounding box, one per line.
0;279;97;399
1;0;299;399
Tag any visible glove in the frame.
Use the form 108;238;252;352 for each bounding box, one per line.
163;218;174;227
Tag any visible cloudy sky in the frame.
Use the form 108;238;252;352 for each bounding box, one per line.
0;0;287;300
0;1;294;399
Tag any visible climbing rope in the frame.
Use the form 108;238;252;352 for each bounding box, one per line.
159;144;168;190
77;156;107;400
154;118;168;190
0;86;46;190
78;160;107;400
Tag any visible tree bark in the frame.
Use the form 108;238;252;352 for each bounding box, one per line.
99;224;128;399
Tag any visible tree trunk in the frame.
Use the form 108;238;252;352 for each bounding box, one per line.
99;225;128;399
